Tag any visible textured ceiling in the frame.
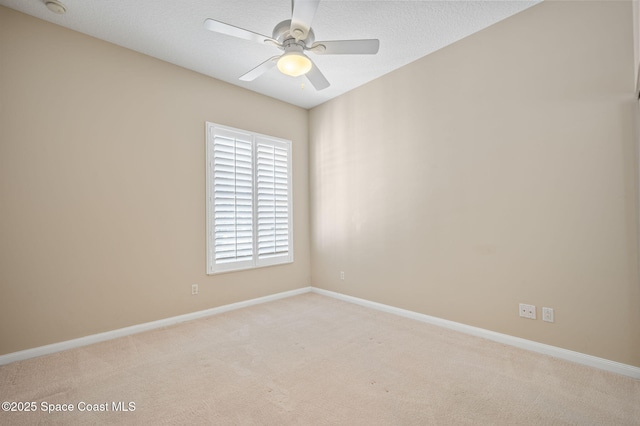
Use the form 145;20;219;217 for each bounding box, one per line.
0;0;541;109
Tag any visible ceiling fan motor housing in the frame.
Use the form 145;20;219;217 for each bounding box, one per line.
281;38;306;54
272;20;315;46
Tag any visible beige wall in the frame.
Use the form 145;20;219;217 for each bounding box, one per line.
634;0;640;89
310;1;640;367
0;7;310;355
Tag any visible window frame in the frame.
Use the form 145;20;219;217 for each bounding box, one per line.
205;122;293;275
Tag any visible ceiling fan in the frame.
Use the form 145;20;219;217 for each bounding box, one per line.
203;0;380;90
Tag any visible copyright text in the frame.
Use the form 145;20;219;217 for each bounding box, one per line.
2;401;136;413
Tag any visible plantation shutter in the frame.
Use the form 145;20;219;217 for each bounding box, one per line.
256;139;291;264
209;128;254;271
206;122;293;274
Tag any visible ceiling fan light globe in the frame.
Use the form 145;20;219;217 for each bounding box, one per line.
277;53;312;77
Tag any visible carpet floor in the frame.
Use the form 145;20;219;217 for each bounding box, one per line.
1;292;639;425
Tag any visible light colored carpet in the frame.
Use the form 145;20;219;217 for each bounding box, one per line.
1;293;638;425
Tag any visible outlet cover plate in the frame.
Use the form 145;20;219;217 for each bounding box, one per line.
519;303;536;319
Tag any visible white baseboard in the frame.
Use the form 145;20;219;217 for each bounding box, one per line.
0;287;311;366
311;287;640;379
3;285;639;379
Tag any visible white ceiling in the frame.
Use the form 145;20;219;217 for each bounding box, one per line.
0;0;541;109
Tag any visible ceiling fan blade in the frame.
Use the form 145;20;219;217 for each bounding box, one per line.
204;18;280;46
305;59;330;90
310;39;380;55
239;56;280;81
290;0;320;40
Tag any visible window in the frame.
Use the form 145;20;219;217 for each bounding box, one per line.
206;122;293;274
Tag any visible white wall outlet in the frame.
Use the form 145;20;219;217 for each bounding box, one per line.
340;271;345;280
519;303;536;319
191;284;198;295
542;307;554;323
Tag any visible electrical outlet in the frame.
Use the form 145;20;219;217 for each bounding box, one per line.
340;271;345;280
191;284;198;295
519;303;536;319
542;307;554;323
